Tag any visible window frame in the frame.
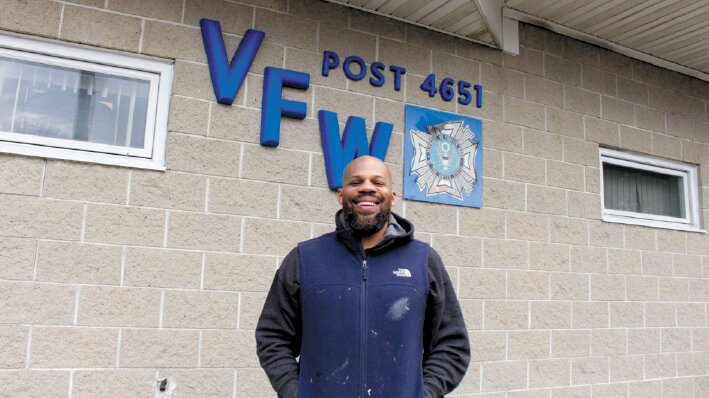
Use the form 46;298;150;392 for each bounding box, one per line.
599;147;703;232
0;33;173;170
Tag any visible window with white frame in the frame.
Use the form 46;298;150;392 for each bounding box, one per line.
600;148;702;232
0;34;172;170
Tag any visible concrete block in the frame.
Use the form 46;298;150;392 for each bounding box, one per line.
459;268;506;299
567;191;600;219
61;5;141;51
524;75;564;108
163;290;237;329
0;325;27;368
255;8;317;51
673;254;702;278
407;25;457;55
661;328;691;352
676;303;705;327
617;77;649;105
608;249;641;275
508;270;549;300
642;251;673;276
30;327;117;368
208;178;278;218
404;201;457;234
85;204;165;246
458;208;505;238
78;286;160;327
459;299;483;330
550;272;589;300
0;281;75;324
545;54;581;86
241;145;309;184
531;301;571;329
659;277;689;302
591;274;626;301
483;239;528;269
572;357;608;385
431;234;481;268
565;86;600;117
569;246;606;273
130;170;205;211
506;211;548;242
142;21;205;63
524;128;563;161
319;22;376;61
280;185;339;224
72;370;156;398
167;211;240;252
552;329;590;357
201;330;259;367
652;133;682;160
109;0;182;20
124;247;201;289
242;218;310;256
626;275;659;301
546;107;584;138
529;358;570;388
469;331;505;361
627;329;661;354
581;65;616;96
157;369;234;397
549;216;587;245
166;133;241;177
459;89;503;122
0;0;60;37
610;355;643;382
0;237;36;281
484;300;528;330
524;25;564;57
529;243;569;271
563;137;598;166
599;48;633;78
588;220;623;248
237;291;267;329
619;125;653;154
482;360;527;392
0;194;83;240
184;0;253;35
644;353;677;379
504;153;546;184
0;155;43;196
528;185;566;215
585;116;619;147
203;253;275;292
635;105;665;133
485;120;523;152
0;371;69;397
482;63;524;98
504;97;545;130
572;301;608;328
504;46;544;77
547;160;584;191
120;329;199;367
508;330;550;359
591;329;627;356
168;96;210;136
36;241;121;285
236;368;273;398
610;302;644;328
172;61;217;101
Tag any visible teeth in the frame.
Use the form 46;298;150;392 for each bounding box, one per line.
358;202;376;206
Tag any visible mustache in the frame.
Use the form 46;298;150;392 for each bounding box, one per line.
351;194;383;203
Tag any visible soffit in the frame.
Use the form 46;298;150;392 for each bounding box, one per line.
323;0;709;80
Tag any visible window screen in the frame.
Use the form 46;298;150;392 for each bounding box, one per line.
603;163;685;218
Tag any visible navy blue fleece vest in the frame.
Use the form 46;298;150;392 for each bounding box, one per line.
297;232;430;398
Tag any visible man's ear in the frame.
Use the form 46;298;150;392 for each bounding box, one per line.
337;188;343;205
391;192;397;207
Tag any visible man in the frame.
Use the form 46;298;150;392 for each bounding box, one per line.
256;156;470;398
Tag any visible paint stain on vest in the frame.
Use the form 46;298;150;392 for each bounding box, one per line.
385;297;410;320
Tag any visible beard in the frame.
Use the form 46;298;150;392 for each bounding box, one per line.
342;197;392;237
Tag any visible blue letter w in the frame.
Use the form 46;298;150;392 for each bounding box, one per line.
200;18;264;104
318;110;393;190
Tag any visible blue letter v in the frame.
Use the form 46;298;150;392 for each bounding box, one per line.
200;19;265;105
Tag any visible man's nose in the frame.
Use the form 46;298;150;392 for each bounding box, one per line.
358;180;376;192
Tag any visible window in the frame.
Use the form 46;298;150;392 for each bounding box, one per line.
600;148;702;232
0;34;172;170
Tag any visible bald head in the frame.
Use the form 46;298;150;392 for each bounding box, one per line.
342;156;392;188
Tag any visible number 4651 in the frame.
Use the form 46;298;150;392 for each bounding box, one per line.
420;74;482;108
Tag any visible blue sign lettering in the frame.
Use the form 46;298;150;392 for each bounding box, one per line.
319;110;393;189
260;67;310;147
200;19;264;104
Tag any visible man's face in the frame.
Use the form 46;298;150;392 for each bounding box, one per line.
338;157;396;237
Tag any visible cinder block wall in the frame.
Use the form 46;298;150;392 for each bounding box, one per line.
0;0;707;396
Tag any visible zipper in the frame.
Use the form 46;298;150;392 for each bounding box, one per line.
360;258;368;397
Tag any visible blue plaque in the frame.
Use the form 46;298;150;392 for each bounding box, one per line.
403;104;483;207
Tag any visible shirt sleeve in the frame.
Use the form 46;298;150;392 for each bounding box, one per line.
422;247;471;397
255;248;301;398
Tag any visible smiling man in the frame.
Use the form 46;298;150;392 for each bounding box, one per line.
256;156;470;398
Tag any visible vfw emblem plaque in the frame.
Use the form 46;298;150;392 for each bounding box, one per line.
403;104;483;207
